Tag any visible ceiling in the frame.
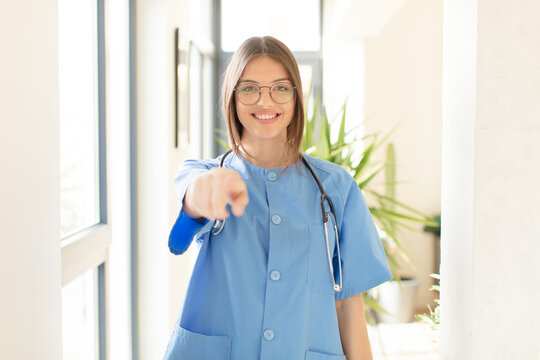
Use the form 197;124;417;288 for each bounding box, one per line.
326;0;409;38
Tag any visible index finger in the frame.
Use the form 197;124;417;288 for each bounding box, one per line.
223;174;249;216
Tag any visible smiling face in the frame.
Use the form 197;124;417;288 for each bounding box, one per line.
235;55;295;146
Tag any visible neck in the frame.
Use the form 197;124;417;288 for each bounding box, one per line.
240;136;288;169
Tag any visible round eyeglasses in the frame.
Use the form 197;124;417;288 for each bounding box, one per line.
234;82;296;105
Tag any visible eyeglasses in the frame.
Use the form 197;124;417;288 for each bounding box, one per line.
234;82;296;105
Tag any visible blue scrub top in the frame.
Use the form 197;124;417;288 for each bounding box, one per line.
165;152;392;360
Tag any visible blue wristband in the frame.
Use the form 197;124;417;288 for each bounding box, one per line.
168;209;208;255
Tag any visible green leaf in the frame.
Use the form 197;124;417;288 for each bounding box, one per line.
385;143;396;212
336;102;347;148
366;190;435;219
353;142;375;180
214;129;230;150
370;207;438;226
316;108;330;159
328;142;356;158
357;163;385;189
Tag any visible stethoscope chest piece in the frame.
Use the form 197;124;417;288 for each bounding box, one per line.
213;219;226;235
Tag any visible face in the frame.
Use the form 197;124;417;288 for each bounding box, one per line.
235;55;295;145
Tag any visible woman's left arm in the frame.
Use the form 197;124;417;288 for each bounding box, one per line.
335;292;373;360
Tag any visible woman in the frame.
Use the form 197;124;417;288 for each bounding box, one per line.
165;36;391;360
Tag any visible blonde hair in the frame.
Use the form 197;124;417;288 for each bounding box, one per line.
221;36;304;170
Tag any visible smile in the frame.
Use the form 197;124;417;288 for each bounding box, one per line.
252;113;280;120
251;112;281;125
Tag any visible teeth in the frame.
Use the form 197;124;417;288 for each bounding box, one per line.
254;113;278;120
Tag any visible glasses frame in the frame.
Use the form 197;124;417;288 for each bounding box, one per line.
234;82;297;105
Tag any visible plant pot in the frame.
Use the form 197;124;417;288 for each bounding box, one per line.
376;277;420;323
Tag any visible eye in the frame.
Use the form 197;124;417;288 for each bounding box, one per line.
274;83;292;92
239;84;258;93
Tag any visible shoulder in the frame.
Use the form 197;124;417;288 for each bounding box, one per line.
173;156;222;182
301;153;355;187
301;153;357;202
178;156;222;171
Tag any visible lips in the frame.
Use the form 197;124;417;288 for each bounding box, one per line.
251;112;281;124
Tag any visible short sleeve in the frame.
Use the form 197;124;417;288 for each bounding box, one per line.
334;178;392;301
168;159;216;255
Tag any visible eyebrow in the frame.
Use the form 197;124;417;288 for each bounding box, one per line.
238;78;291;84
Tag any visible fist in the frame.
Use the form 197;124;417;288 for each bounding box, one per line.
183;167;249;220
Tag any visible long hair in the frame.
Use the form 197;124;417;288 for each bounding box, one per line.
221;36;304;169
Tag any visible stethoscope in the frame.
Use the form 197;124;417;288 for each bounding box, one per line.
212;149;343;292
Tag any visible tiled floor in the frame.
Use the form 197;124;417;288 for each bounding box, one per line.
368;322;439;360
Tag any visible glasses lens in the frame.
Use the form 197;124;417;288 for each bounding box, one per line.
236;83;295;105
270;83;294;104
236;84;259;105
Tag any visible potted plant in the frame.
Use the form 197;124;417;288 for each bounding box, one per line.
416;273;440;345
372;142;420;323
416;273;440;331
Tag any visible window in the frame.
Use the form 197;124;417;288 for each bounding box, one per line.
61;268;100;360
59;0;101;239
186;0;216;158
58;0;108;358
218;0;323;131
188;41;216;159
220;0;321;52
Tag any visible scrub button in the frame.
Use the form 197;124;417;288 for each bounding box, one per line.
271;215;282;225
263;329;275;341
270;270;281;281
267;172;278;181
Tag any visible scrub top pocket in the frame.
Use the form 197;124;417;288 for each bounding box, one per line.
164;324;232;360
307;218;339;294
305;349;346;360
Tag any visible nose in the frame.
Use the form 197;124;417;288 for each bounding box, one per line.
257;86;273;107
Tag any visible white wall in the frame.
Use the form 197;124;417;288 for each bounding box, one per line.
363;0;443;310
135;0;194;357
135;0;174;357
0;0;63;359
441;0;540;358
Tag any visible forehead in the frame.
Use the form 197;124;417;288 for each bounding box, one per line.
239;55;290;83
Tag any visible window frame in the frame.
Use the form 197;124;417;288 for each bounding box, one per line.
187;38;216;159
60;0;109;286
60;0;109;357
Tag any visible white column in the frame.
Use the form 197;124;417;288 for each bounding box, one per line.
135;0;193;357
0;1;63;359
441;0;540;358
135;0;172;357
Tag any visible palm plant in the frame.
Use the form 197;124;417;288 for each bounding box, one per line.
303;97;435;263
301;96;438;318
415;273;440;330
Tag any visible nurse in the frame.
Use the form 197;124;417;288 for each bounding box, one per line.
165;36;392;360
